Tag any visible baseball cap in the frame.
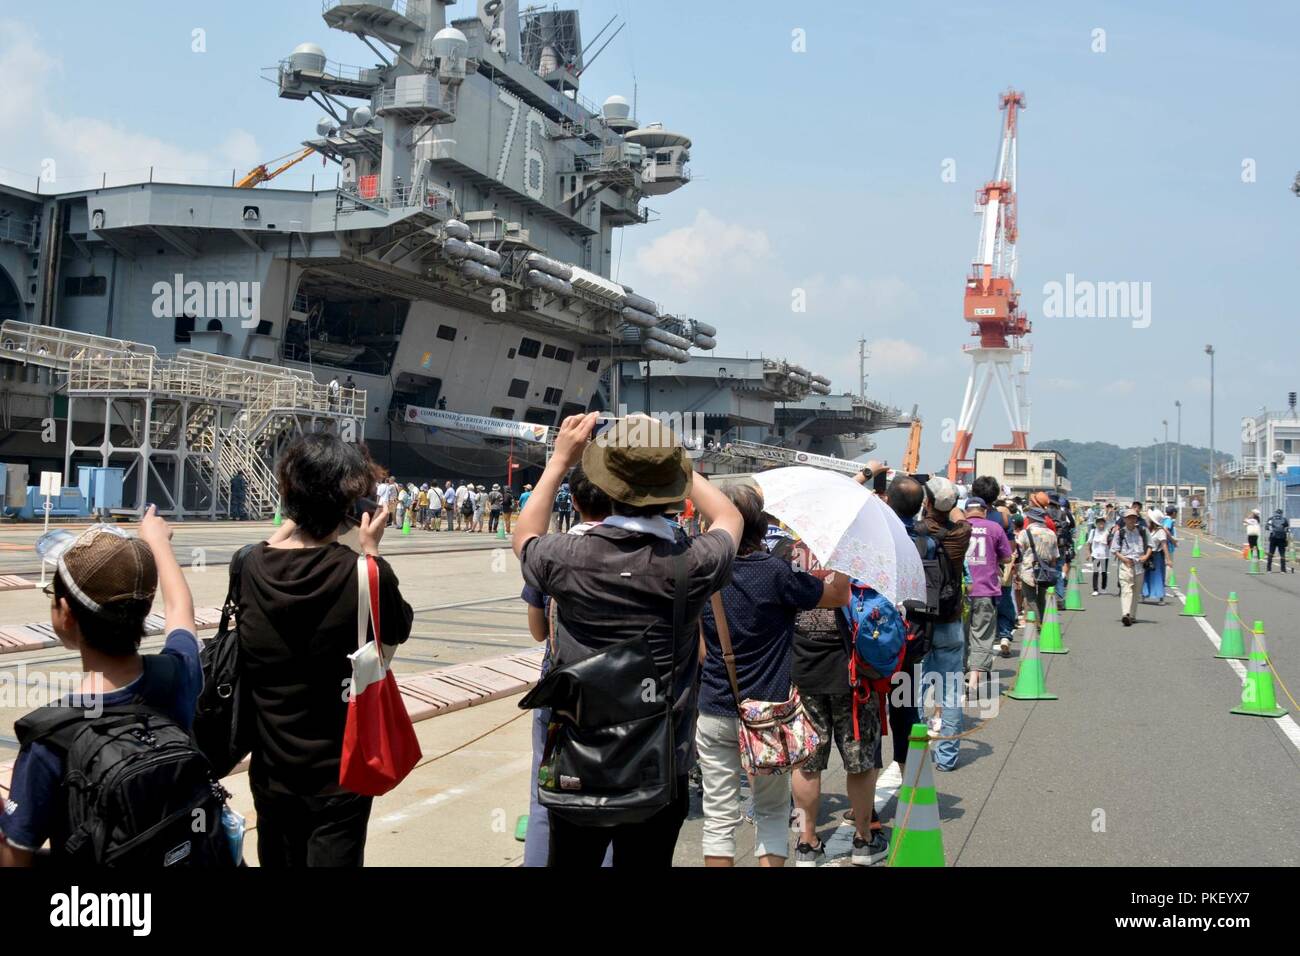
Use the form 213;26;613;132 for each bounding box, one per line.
963;496;987;510
925;476;958;512
47;525;156;613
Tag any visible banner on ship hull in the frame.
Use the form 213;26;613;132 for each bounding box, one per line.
404;406;549;444
790;450;865;476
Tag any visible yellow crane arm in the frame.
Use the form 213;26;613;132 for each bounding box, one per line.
235;147;315;189
902;419;923;473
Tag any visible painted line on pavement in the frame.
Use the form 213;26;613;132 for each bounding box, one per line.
374;754;533;827
1171;588;1300;756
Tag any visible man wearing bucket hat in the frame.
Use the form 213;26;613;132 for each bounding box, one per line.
513;412;742;866
1110;507;1152;626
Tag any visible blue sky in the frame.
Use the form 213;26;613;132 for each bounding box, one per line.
1;0;1297;468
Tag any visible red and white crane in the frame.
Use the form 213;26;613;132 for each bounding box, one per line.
948;89;1031;484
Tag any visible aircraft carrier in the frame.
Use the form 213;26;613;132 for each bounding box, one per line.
0;0;908;517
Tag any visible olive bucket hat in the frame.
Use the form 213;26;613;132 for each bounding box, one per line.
581;414;693;507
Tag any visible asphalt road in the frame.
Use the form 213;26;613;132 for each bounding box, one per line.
672;543;1300;866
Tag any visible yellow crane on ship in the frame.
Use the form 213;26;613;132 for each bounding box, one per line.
235;147;315;189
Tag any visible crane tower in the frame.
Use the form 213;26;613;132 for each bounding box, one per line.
948;89;1031;483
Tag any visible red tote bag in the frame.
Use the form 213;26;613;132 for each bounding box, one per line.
340;554;421;796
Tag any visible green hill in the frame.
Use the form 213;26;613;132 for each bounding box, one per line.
1032;439;1231;501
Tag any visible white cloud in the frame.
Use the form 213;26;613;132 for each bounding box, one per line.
867;338;928;375
1102;379;1136;396
0;20;260;187
631;210;772;290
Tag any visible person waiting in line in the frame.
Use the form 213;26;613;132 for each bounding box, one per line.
553;481;573;533
520;463;612;868
962;495;1012;700
970;475;1017;656
1016;506;1059;626
513;413;741;868
501;483;516;534
238;434;413;867
487;483;505;534
696;484;849;869
915;477;970;771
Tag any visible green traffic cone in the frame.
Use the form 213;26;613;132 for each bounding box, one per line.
1191;537;1202;558
1217;592;1247;660
273;507;282;527
1072;564;1085;586
496;522;506;540
1247;549;1263;574
888;724;946;867
1039;591;1069;653
1180;567;1205;616
1231;622;1288;718
514;814;529;842
401;511;412;536
1006;613;1058;700
1064;575;1084;612
1166;562;1177;588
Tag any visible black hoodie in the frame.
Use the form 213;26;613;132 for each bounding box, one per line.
237;542;413;795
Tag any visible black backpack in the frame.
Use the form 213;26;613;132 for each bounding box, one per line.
903;525;960;631
1267;513;1289;537
460;494;474;517
15;662;236;867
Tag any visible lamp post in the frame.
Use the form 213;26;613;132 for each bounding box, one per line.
1162;418;1169;503
1206;344;1215;535
1175;400;1182;523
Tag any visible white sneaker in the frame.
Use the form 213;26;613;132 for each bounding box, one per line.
999;638;1011;657
1091;590;1099;596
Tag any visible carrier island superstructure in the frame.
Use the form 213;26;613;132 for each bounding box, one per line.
0;0;908;518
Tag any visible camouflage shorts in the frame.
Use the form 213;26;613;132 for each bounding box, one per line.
799;691;881;775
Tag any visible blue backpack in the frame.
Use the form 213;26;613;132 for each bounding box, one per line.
843;582;907;680
841;581;907;741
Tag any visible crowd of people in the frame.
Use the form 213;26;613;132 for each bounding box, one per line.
369;475;582;536
5;408;1267;870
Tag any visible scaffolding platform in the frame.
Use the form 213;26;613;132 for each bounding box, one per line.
0;320;366;520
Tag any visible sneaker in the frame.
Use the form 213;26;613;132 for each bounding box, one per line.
795;840;826;868
1091;590;1099;596
743;797;755;825
1122;615;1132;626
1000;637;1011;657
851;831;889;866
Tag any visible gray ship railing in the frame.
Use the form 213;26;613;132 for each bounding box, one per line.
0;217;37;247
322;0;411;18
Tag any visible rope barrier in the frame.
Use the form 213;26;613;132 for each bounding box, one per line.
1166;575;1299;713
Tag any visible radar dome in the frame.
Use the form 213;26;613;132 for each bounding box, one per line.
602;95;631;121
289;42;327;73
316;117;336;137
430;26;468;60
351;105;373;127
